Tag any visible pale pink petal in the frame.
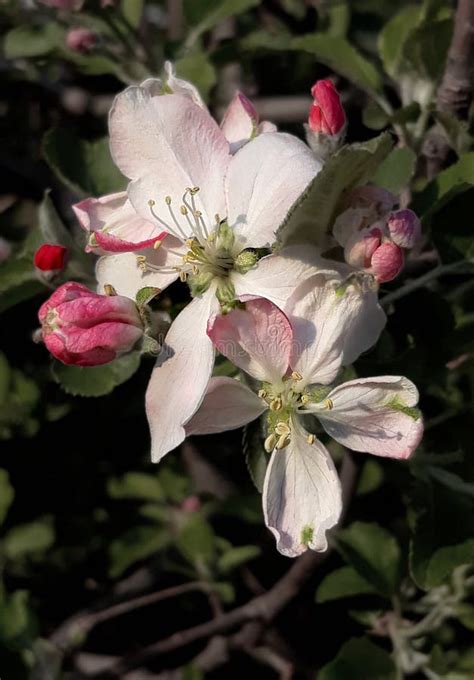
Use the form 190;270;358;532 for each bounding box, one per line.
263;417;342;558
221;92;258;154
185;377;266;436
109;90;230;236
225;132;321;249
146;290;219;463
73;193;164;253
95;237;185;298
258;121;277;134
315;376;423;459
208;298;293;384
232;245;340;308
141;62;205;108
286;275;385;386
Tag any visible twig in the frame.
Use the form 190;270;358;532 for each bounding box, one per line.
380;260;470;307
109;453;360;675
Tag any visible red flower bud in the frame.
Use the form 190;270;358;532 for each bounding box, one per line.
34;244;68;273
38;282;143;367
308;79;346;136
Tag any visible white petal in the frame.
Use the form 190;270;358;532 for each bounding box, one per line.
263;418;342;558
95;237;185;298
232;245;339;308
221;92;257;154
286;274;386;386
109;89;230;234
146;290;219;463
226;132;321;249
185;377;266;436
316;376;423;459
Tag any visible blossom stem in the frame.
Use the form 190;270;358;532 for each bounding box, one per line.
381;260;472;306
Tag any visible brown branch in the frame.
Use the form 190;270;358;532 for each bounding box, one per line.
423;0;474;178
109;452;360;676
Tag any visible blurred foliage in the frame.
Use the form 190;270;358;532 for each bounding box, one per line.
0;0;474;678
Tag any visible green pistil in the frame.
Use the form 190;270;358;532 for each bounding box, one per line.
385;396;421;421
301;525;314;546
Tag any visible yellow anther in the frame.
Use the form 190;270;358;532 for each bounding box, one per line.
190;186;200;194
324;398;334;410
291;371;303;381
258;389;267;400
307;434;315;445
180;205;188;215
103;284;116;296
165;196;172;205
276;433;291;450
136;255;147;272
275;421;290;436
192;265;199;275
194;210;202;218
269;397;282;411
153;240;162;250
264;433;277;453
185;238;194;247
300;394;310;405
215;214;221;224
148;199;155;207
179;271;187;282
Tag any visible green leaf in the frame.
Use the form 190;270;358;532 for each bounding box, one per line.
243;417;268;493
43;128;126;197
38;193;76;250
4;519;55;561
319;638;397;680
411;153;474;221
291;34;383;95
175;53;217;103
0;469;14;526
409;469;474;589
378;6;421;78
109;526;170;578
278;133;392;247
0;257;43;313
184;0;259;39
217;545;260;574
362;100;389;131
136;287;161;308
357;459;384;496
456;604;474;631
4;23;65;59
434;111;472;156
108;472;164;502
336;522;402;596
0;591;35;645
403;16;453;82
316;566;377;603
176;515;216;567
52;352;141;397
374;147;417;194
121;0;144;27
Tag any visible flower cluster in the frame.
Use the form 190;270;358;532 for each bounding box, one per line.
37;66;423;556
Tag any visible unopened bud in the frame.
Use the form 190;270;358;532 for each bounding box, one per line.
309;79;346;135
34;244;68;275
387;209;421;249
371;242;404;283
66;27;97;53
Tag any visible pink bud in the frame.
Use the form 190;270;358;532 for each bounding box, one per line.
181;496;201;513
38;0;84;9
371;242;404;283
66;28;97;53
38;282;143;367
308;79;345;135
345;227;383;269
34;244;68;273
387;209;421;249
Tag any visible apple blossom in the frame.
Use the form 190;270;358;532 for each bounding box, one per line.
34;244;68;274
306;79;346;161
38;282;144;367
88;79;325;462
387;209;421;249
186;279;422;557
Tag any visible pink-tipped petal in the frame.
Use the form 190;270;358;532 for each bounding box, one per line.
344;227;382;269
185;377;266;436
263;418;342;558
316;376;423;459
146;290;219;463
208;298;293;384
226;132;321;249
95;237;185;299
221;91;258;154
309;80;345;135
